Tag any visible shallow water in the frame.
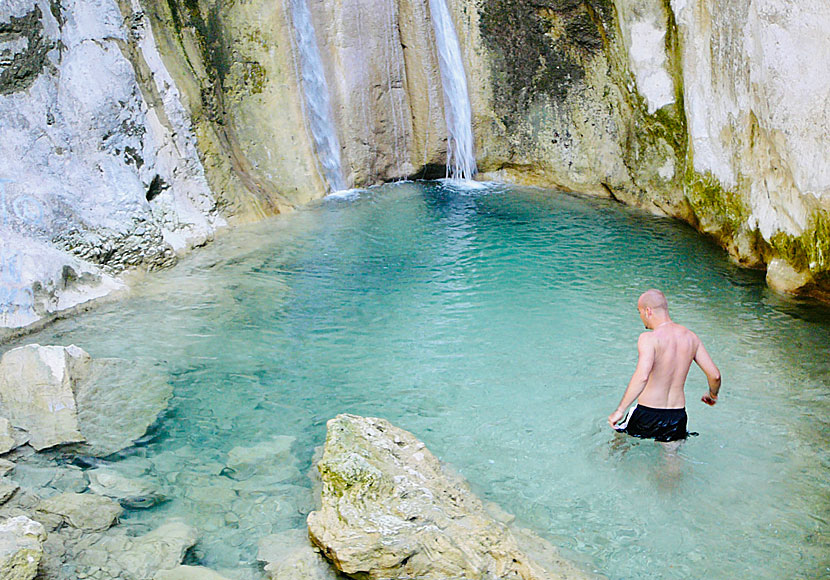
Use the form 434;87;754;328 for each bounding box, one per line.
11;181;830;579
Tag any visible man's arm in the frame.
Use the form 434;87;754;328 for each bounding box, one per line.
694;338;721;405
608;333;655;428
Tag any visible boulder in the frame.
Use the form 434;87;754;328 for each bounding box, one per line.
0;459;14;477
307;414;594;580
0;345;89;450
257;529;341;580
36;492;122;532
75;358;173;457
0;515;46;580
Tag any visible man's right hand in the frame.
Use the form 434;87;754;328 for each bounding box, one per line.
608;409;624;428
701;392;718;406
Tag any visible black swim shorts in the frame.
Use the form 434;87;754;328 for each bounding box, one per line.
614;404;690;442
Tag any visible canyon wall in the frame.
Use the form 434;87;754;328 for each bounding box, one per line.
1;0;829;335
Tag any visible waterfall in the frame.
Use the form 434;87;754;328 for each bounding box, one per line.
288;0;346;192
428;0;477;180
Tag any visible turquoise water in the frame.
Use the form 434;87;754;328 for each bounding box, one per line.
13;181;830;579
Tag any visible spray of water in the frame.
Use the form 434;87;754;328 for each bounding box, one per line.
428;0;477;180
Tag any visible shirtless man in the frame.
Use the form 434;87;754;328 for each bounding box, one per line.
608;289;721;442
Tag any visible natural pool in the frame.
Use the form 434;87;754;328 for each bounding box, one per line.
11;181;830;579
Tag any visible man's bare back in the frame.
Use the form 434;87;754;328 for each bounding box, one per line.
608;289;721;441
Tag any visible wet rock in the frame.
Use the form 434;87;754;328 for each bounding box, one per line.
0;345;89;451
36;492;122;532
67;519;197;579
225;436;300;482
88;467;166;509
75;358;173;457
154;565;232;580
257;529;341;580
0;480;19;505
308;414;594;580
0;515;46;580
766;258;813;295
0;459;14;477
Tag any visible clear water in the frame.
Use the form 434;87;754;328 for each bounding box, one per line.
11;181;830;579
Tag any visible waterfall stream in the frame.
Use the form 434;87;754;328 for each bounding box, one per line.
429;0;477;180
288;0;346;192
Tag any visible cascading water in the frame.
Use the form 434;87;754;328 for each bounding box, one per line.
288;0;346;192
429;0;477;180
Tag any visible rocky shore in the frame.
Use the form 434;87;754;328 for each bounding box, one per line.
0;346;596;579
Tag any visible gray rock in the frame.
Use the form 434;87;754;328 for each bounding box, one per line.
0;418;18;455
67;518;197;579
0;480;19;505
0;459;15;477
257;529;341;580
0;345;89;450
307;414;595;580
36;492;122;532
0;515;46;580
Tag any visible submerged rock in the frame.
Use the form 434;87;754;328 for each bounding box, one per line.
88;467;167;509
155;565;232;580
225;436;300;482
62;518;198;579
36;492;122;532
308;414;594;580
257;529;341;580
0;345;89;451
75;358;173;457
0;515;46;580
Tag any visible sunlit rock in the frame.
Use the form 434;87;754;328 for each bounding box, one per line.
0;345;90;451
257;529;340;580
308;414;593;580
0;516;46;580
36;492;122;532
766;258;813;295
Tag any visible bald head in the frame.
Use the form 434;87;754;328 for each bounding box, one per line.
638;289;668;312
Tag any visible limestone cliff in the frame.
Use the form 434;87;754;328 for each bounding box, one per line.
0;0;225;333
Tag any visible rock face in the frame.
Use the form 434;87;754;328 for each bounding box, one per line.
307;414;592;580
0;516;46;580
0;0;224;334
0;344;89;451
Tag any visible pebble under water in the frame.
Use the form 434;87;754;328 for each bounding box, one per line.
13;181;830;579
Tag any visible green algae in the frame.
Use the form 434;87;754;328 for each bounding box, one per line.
684;170;749;234
769;212;830;281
